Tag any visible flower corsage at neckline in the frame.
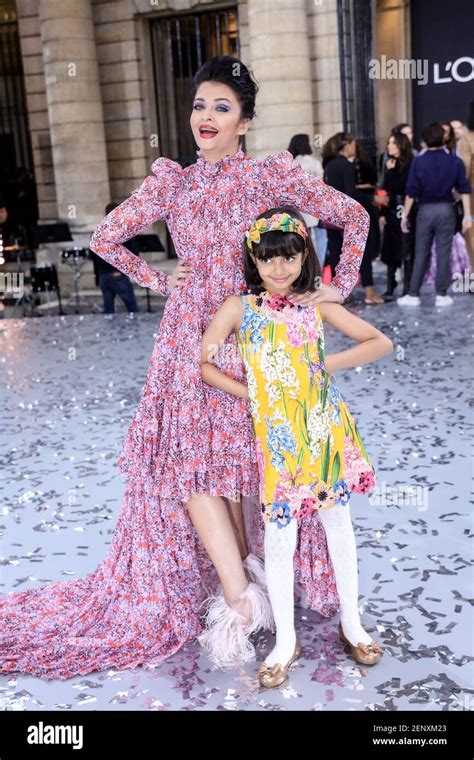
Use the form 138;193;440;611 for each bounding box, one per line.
256;290;302;312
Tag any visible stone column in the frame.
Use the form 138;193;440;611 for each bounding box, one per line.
38;0;110;232
375;0;412;153
308;0;343;147
246;0;314;158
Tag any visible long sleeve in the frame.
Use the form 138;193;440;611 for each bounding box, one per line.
89;157;183;296
263;151;370;299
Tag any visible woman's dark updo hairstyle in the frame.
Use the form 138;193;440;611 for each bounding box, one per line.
191;55;259;134
321;132;354;168
243;205;321;296
321;131;354;165
287;134;312;158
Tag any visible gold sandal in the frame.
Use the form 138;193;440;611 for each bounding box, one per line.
258;641;302;689
338;622;383;665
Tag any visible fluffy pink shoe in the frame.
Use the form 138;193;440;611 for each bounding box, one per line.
243;552;266;587
198;580;274;669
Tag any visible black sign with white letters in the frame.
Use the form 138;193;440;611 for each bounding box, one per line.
410;0;473;139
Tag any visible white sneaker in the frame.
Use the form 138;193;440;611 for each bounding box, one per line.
397;294;421;306
435;294;453;306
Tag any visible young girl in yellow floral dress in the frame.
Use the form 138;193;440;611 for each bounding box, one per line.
200;206;393;688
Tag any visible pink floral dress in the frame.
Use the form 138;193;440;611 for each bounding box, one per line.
0;146;369;679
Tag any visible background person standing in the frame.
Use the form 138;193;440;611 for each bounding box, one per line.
398;122;472;307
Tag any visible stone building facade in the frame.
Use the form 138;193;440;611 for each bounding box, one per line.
1;0;415;306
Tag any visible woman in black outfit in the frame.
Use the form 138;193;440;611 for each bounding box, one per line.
378;132;414;297
322;132;384;303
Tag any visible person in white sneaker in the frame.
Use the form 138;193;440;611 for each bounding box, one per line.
398;122;472;307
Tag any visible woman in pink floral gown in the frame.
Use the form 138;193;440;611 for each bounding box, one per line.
0;56;369;679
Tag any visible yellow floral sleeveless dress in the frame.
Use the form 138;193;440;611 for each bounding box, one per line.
236;290;376;529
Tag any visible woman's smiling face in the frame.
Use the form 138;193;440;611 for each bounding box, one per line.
190;81;250;161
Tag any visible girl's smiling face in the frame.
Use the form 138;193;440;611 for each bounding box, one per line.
249;249;308;295
190;81;250;162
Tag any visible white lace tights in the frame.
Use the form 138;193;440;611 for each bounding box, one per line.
263;504;372;668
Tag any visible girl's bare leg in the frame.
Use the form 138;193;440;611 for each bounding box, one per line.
225;495;249;560
186;492;251;618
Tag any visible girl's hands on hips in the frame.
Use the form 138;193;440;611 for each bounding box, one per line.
288;283;344;306
168;261;192;290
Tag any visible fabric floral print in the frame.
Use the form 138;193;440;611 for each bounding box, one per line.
0;147;367;680
237;290;376;529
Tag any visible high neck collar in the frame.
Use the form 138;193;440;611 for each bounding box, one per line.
195;144;245;176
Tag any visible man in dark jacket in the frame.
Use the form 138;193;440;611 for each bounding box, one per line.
398;122;471;307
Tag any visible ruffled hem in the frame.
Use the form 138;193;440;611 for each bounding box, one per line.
118;459;261;504
115;390;261;502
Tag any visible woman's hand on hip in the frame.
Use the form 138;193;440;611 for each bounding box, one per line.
168;260;192;290
288;283;344;306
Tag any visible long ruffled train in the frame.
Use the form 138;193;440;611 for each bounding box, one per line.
0;477;339;680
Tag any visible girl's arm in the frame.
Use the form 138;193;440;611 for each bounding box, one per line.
318;302;393;373
201;296;248;399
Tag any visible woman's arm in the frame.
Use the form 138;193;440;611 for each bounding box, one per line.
263;152;370;302
201;296;248;399
318;302;393;372
89;158;182;296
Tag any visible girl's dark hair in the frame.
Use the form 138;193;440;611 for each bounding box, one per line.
191;56;259;129
287;134;312;158
243;205;321;295
388;132;413;169
321;132;354;165
441;121;456;153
